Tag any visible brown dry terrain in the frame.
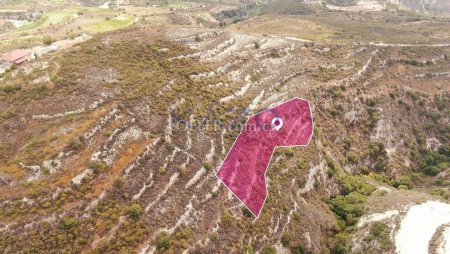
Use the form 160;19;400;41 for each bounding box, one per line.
0;0;449;254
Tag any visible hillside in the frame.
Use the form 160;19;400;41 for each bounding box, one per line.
0;0;449;253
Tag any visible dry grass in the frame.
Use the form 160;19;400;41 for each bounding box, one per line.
232;10;450;44
231;15;333;41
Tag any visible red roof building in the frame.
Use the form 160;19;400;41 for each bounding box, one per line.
1;49;31;65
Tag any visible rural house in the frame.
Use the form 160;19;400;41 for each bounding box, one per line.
1;49;32;65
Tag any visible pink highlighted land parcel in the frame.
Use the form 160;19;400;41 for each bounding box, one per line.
217;98;313;217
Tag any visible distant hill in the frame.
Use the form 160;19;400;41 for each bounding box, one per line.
327;0;450;13
303;0;450;13
388;0;450;13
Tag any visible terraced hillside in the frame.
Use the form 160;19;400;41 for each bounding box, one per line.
0;24;449;253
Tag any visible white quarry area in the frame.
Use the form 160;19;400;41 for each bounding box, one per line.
325;0;385;12
395;201;450;254
358;200;450;254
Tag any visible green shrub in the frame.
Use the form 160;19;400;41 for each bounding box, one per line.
291;245;304;254
420;149;449;176
440;145;450;157
261;246;276;254
159;166;166;174
426;112;441;122
367;142;388;171
339;175;375;196
401;58;422;66
42;36;56;45
60;217;77;231
222;210;233;226
332;233;348;254
365;222;393;251
1;85;21;94
406;91;418;101
243;243;254;254
325;155;338;176
68;137;83;150
293;211;301;221
424;166;441;176
343;138;352;150
89;160;107;174
434;95;446;111
281;231;294;247
296;159;306;170
368;142;386;158
155;232;171;250
329;192;367;226
283;148;295;157
0;107;17;119
202;161;212;170
41;167;50;175
51;75;65;85
367;107;380;128
321;247;331;254
242;207;253;217
211;189;219;198
434;177;449;186
346;151;359;163
127;203;142;219
366;98;377;107
114;177;125;189
393;176;412;189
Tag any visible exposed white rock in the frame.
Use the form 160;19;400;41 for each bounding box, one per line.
185;140;215;188
32;94;110;120
357;210;399;227
298;160;326;194
84;108;121;142
71;168;93;185
145;172;179;212
426;137;442;152
437;225;450;254
395;201;450;254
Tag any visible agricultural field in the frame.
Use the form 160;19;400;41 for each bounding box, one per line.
85;14;138;32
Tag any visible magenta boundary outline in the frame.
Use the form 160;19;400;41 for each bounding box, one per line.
215;97;314;218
